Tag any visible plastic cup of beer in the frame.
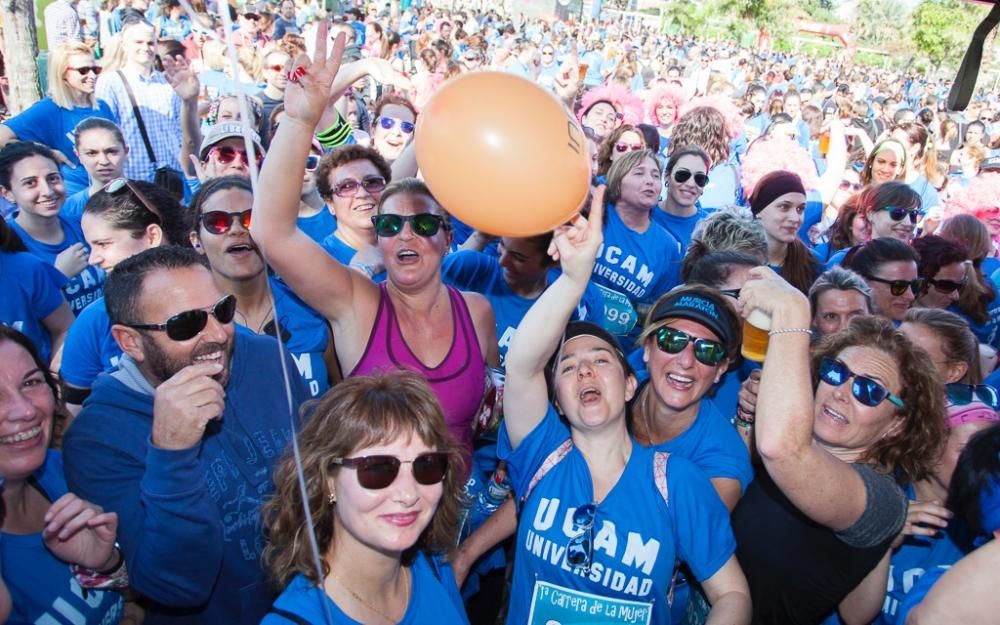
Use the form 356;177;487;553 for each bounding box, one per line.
577;63;589;81
818;132;830;156
742;308;772;362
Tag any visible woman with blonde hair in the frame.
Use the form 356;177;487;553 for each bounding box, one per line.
0;42;116;194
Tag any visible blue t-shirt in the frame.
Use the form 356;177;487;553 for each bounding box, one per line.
651;206;710;256
60;296;121;389
320;232;387;283
893;565;948;625
699;163;741;210
261;553;470;625
909;175;940;215
61;187;92;224
499;405;737;625
592;204;681;344
441;251;605;366
800;191;824;243
0;251;67;363
824;247;849;271
2;98;116;195
3;451;125;625
10;215;105;315
950;289;1000;351
269;277;331;398
296;208;336;244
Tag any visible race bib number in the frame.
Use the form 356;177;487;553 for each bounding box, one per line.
527;581;653;625
593;284;637;336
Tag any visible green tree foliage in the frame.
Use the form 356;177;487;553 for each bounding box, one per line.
854;0;910;46
912;0;988;67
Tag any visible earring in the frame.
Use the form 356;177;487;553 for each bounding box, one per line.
328;492;336;504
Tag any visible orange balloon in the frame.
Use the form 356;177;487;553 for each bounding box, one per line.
416;72;591;237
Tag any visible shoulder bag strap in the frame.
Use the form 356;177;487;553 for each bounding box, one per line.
116;70;158;167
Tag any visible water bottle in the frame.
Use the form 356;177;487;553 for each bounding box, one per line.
457;474;479;542
476;466;511;516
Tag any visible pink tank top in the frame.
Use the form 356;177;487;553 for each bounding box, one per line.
351;284;486;459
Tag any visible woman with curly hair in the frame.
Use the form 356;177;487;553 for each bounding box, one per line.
262;371;468;624
594;124;645;177
733;267;945;625
671;106;738;209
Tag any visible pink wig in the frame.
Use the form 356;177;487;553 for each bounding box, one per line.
644;85;687;126
740;136;819;196
944;173;1000;220
578;84;644;127
678;95;744;141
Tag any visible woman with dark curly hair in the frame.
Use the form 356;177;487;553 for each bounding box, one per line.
732;267;945;625
671;106;737;210
594;124;645;178
262;371;468;624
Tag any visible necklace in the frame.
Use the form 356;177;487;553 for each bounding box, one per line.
234;307;274;335
327;566;410;624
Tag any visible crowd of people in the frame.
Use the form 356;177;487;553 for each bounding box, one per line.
3;0;1000;624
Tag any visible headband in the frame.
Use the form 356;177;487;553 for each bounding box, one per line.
874;140;907;165
750;171;805;216
946;400;1000;429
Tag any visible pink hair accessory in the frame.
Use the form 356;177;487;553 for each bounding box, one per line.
643;85;687;126
578;84;644;127
740;136;819;196
944;172;1000;221
947;400;1000;429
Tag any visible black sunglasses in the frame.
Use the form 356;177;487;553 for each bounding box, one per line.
864;275;926;297
333;175;387;198
565;503;596;572
69;66;103;76
372;213;449;238
879;206;920;224
330;453;449;490
126;294;237;341
926;276;967;295
200;209;252;235
672;168;709;188
655;326;726;366
818;357;905;408
945;383;1000;410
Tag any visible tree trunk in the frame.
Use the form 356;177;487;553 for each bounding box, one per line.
1;0;43;114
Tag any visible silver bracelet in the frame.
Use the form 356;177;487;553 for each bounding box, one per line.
768;328;813;337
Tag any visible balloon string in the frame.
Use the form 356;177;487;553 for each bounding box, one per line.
173;3;335;623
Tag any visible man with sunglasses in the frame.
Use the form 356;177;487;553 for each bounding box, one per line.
258;50;291;144
63;246;311;625
195;122;266;182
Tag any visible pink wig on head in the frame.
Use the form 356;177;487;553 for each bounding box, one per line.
741;136;819;196
644;85;687;127
944;173;1000;221
578;84;644;127
679;95;745;141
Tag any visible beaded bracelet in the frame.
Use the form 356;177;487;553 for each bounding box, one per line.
768;328;813;337
71;545;129;591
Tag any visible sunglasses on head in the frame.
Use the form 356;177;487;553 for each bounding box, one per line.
615;142;643;153
330;452;449;490
200;209;252;235
69;66;103;76
209;145;263;167
655;326;726;367
879;205;920;224
565;503;596;572
126;294;237;341
372;213;449;238
104;178;163;223
333;175;386;198
864;275;926;297
673;168;709;188
305;154;320;172
818;357;905;408
945;383;1000;410
926;276;967;294
377;116;416;134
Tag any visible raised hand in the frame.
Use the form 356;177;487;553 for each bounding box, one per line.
283;22;347;128
548;186;605;284
162;54;200;102
152;362;226;450
360;58;413;92
43;493;119;570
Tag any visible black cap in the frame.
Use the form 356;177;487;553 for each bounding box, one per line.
646;289;738;351
557;321;633;376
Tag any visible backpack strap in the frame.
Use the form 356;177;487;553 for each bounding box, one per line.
267;607;312;625
520;438;573;506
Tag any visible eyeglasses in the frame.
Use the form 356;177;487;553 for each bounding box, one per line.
377;116;416;134
199;209;252;235
655;326;726;367
673;168;709;188
208;145;263;167
818;357;905;408
864;275;925;297
945;383;1000;410
839;180;862;192
333;175;387;198
565;503;596;572
878;206;920;224
926;276;967;294
372;213;449;238
329;453;449;489
304;154;320;172
126;294;237;341
614;142;643;153
68;66;103;76
103;178;162;223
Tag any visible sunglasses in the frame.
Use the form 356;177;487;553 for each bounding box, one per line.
268;64;286;72
615;142;643;153
68;66;103;76
864;275;926;297
926;276;966;295
818;357;905;408
377;116;416;134
372;213;448;238
719;288;741;299
565;503;596;572
673;168;709;188
945;383;1000;410
243;12;260;20
839;180;862;192
209;145;263;167
127;294;237;341
333;175;386;198
104;178;163;223
879;206;920;224
200;209;252;235
305;154;320;172
655;326;726;367
330;452;449;489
